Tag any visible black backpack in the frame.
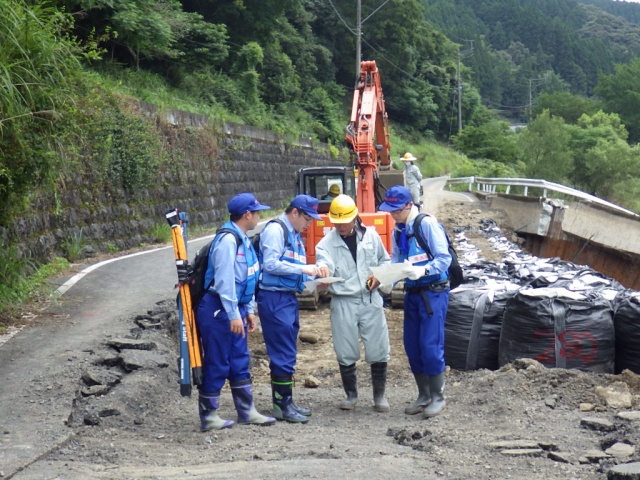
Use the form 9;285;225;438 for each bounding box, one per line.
251;218;290;262
409;213;464;289
186;227;242;310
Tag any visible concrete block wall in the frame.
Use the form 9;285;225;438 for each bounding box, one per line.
7;108;343;263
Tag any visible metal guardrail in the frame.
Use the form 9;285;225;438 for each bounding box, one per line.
446;176;638;217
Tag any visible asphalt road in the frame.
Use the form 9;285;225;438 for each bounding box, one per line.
0;228;223;478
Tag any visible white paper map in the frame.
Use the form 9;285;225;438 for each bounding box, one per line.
303;276;345;291
369;260;412;286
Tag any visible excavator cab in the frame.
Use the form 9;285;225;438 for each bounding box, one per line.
296;165;394;266
296;166;356;265
297;166;356;214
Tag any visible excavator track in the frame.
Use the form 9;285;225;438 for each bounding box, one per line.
297;289;320;310
390;281;405;309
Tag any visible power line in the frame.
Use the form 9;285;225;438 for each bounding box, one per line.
483;99;531;109
361;36;454;92
327;0;357;35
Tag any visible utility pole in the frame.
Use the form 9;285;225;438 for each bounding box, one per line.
356;0;361;79
528;78;532;123
455;41;473;133
354;0;392;81
457;48;462;134
528;76;546;124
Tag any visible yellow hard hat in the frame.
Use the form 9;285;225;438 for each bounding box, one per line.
329;194;358;223
329;184;340;195
401;152;417;162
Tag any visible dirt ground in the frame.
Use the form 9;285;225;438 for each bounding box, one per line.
7;198;640;480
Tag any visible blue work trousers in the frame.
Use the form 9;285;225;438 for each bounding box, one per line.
403;289;449;376
257;290;299;376
196;293;250;394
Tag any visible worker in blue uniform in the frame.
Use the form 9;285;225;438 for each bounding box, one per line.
196;192;276;431
257;194;328;423
378;185;451;418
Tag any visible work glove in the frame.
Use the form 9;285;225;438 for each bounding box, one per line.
402;264;427;281
176;259;191;284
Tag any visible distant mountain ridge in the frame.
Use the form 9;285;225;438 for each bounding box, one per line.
423;0;640;109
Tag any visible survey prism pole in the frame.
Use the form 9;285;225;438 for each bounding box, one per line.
176;211;192;396
166;209;203;388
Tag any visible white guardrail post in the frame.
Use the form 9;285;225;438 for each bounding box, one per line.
445;176;638;217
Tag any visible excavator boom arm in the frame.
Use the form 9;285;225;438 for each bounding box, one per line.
345;61;392;213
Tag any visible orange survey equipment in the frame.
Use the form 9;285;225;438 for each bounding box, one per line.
165;209;203;388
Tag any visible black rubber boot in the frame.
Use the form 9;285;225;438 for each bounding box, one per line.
230;379;276;426
404;372;431;415
423;372;446;418
271;375;310;423
371;362;390;413
338;363;358;410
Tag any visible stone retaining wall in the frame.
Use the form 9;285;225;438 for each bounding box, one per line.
7;107;343;262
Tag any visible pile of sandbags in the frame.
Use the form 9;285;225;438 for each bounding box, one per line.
444;222;634;373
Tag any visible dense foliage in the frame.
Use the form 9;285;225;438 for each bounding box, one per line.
3;0;640;218
423;0;640;119
0;1;81;217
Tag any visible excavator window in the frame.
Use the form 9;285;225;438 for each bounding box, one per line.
297;168;356;214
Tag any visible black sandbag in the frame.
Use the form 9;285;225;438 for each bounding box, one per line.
504;257;574;286
499;287;615;373
614;291;640;374
445;287;517;371
462;261;512;286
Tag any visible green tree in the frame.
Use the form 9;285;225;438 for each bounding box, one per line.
596;58;640;143
452;158;521;179
369;0;459;137
0;1;82;219
309;0;460;139
233;42;264;106
260;42;301;104
516;110;573;183
452;121;520;164
567;110;636;197
533;91;602;124
302;84;346;144
579;138;637;199
58;0;229;69
610;174;640;213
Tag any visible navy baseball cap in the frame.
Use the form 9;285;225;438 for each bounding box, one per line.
228;193;271;215
378;185;412;211
290;194;322;220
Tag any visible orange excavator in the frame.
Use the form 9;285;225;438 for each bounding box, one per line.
298;60;402;276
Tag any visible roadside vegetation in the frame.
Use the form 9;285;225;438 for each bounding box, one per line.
2;0;640;318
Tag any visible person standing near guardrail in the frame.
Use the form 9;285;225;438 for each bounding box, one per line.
256;195;328;423
401;152;423;207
